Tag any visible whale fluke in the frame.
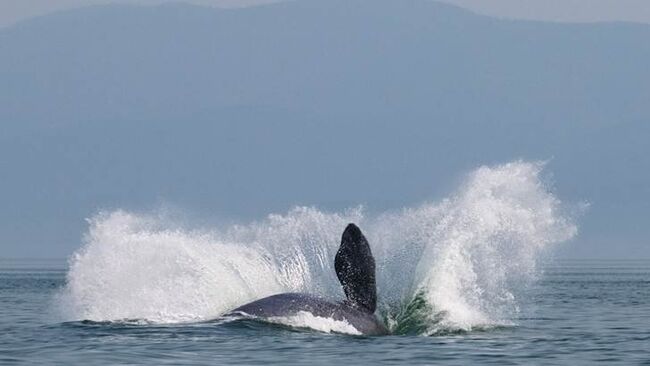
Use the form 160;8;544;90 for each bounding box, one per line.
335;223;377;313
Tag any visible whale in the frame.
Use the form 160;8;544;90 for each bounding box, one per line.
228;223;389;335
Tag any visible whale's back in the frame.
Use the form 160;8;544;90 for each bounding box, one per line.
231;293;388;335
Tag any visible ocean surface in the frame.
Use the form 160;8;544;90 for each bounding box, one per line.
1;258;648;365
1;162;648;364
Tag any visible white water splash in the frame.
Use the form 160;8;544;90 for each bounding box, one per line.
57;160;579;334
57;207;360;323
412;161;578;333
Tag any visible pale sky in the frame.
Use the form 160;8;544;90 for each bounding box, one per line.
2;0;650;28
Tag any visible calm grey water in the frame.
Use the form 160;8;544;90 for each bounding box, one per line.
1;258;648;365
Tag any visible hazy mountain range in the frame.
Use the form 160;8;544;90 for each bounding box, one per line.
1;0;649;257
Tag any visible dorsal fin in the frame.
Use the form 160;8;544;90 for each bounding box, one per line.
335;223;377;313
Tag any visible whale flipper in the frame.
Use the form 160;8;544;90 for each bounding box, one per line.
335;223;377;313
227;223;388;335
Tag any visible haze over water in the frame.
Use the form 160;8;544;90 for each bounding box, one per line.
2;0;650;260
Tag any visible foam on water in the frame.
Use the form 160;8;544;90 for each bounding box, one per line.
267;311;362;335
57;160;579;334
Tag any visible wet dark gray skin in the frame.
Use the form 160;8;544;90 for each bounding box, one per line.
229;224;389;336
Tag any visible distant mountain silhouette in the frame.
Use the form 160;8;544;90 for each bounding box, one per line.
1;0;649;257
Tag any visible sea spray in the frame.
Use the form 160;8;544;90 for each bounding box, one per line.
58;207;361;323
410;161;578;334
58;160;578;335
